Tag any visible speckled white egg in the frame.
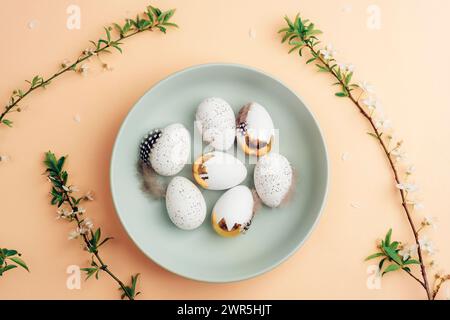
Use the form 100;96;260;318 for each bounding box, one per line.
165;176;206;230
254;153;293;208
236;102;275;156
139;123;190;176
195;97;236;151
193;151;247;190
211;185;254;237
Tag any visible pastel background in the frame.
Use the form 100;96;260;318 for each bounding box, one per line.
1;0;449;299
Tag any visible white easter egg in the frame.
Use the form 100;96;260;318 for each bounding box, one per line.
139;123;190;176
236;102;275;156
211;185;254;237
254;153;293;208
193;151;247;190
195;97;236;151
166;176;206;230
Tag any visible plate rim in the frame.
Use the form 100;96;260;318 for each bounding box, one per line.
110;62;330;283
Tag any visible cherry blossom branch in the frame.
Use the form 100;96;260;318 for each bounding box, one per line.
44;151;140;300
279;14;449;300
0;4;177;129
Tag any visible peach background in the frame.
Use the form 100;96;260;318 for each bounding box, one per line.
1;0;449;299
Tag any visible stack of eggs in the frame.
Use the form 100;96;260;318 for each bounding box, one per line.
139;97;294;237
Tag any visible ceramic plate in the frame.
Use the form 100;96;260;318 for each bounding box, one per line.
110;63;328;282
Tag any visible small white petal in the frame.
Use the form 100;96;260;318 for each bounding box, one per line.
341;152;350;161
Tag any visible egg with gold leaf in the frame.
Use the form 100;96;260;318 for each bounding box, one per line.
193;151;247;190
236;102;275;157
211;185;255;237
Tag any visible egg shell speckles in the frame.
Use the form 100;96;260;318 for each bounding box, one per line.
254;153;293;208
193;151;247;190
195;97;236;151
212;185;254;237
166;176;207;230
149;123;190;176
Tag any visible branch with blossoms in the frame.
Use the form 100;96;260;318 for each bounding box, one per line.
279;14;449;300
44;151;140;300
0;4;177;129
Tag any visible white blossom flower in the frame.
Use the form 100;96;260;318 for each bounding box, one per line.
56;208;73;220
81;218;94;230
362;96;379;111
399;244;418;261
414;202;425;211
102;63;113;71
83;48;97;56
337;62;354;73
68;185;79;192
0;155;10;162
406;165;415;175
374;117;392;130
62;185;70;192
396;182;419;193
419;236;436;255
320;44;336;60
68;229;80;240
75;207;86;214
422;216;438;230
83;191;95;201
357;81;375;93
61;59;71;68
79;64;89;75
391;149;407;162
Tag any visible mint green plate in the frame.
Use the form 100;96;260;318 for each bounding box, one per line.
110;64;328;282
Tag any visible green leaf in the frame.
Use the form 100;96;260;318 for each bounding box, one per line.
284;16;294;29
367;132;380;139
113;23;123;35
390;241;399;250
161;22;178;28
2;119;13;127
335;92;348;97
345;72;353;85
5;250;17;257
98;237;113;248
306;57;316;64
365;252;384;261
383;246;403;265
288;45;301;54
104;27;111;43
44;151;59;173
315;64;328;72
156;25;167;33
382;264;400;276
112;43;123;54
9;257;29;272
94;228;101;244
404;259;420;265
57;156;66;171
123;21;131;34
149;5;162;18
385;228;392;246
379;258;387;270
1;265;17;274
278;27;290;34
